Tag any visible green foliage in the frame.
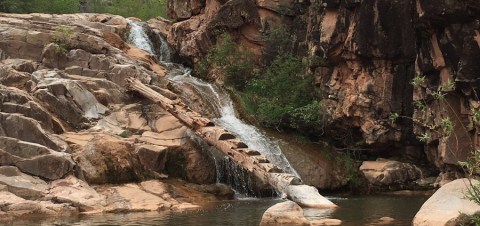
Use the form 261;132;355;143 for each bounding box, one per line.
389;112;399;124
51;25;74;55
334;151;361;188
439;117;454;136
262;27;293;63
0;0;79;14
472;108;480;126
441;79;456;91
414;100;427;112
458;213;480;226
410;75;426;87
198;33;255;90
89;0;168;21
117;131;131;138
0;0;168;21
432;91;446;100
245;54;325;130
418;132;431;143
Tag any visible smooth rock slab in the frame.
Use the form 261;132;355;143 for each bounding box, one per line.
260;201;310;226
413;178;480;226
100;183;172;212
285;185;337;208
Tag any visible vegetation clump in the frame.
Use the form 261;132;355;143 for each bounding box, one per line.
198;30;327;134
0;0;168;21
51;25;74;55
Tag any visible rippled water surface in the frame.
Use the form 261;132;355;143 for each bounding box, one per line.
8;195;427;226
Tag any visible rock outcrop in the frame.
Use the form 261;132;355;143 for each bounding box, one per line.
0;12;228;220
413;178;480;226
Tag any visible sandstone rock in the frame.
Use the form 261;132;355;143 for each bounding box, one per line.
99;183;172;212
165;139;216;184
284;185;337;208
259;201;310;226
0;191;76;218
0;85;61;133
0;166;48;199
0;137;75;180
167;0;205;20
48;176;105;212
73;135;145;184
32;69;108;126
0;113;63;151
413;178;480;226
135;144;168;173
360;159;422;187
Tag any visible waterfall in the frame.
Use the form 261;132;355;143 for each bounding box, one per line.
127;19;171;62
168;68;300;178
126;20;301;186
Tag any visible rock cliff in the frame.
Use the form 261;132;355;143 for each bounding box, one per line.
163;0;480;183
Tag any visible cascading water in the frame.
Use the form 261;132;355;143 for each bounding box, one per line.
127;19;171;62
126;20;300;193
168;68;300;178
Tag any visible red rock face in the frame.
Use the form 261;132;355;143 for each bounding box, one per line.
163;0;480;170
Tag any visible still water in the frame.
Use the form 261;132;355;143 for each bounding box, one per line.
7;195;426;226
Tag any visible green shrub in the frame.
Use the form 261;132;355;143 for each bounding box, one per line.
1;0;80;14
89;0;168;21
197;33;255;90
245;54;326;131
262;27;293;64
51;25;74;55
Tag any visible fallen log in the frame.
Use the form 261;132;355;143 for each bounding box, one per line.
126;78;337;208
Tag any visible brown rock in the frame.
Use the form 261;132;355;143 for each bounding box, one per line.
0;166;48;199
360;159;422;187
48;176;105;212
73;135;146;184
260;201;310;226
167;0;205;20
0;137;74;180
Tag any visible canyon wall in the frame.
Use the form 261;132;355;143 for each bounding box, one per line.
164;0;480;178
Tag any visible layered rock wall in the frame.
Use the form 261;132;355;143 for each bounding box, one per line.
165;0;480;175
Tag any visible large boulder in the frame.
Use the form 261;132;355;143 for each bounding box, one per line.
413;178;480;226
72;135;146;184
360;159;422;187
260;201;310;226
